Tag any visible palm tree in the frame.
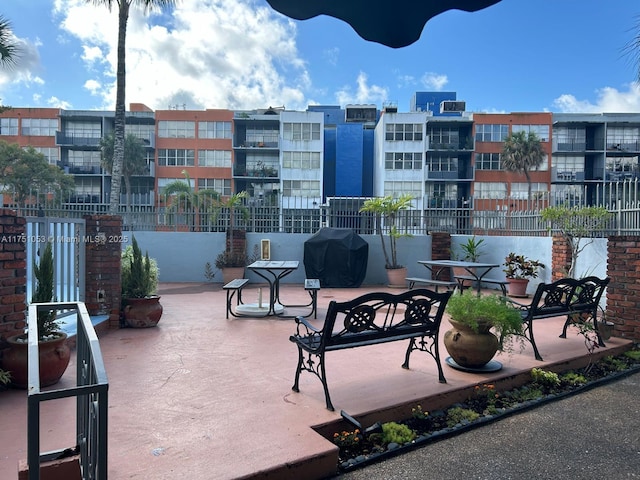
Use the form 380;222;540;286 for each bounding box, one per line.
214;191;250;260
0;15;18;67
163;170;220;230
501;131;545;200
87;0;176;215
100;132;149;225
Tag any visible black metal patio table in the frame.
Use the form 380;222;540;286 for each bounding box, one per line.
239;260;300;316
418;260;500;295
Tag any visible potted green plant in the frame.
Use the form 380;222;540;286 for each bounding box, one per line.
444;290;523;369
453;236;485;262
121;236;162;327
1;241;71;388
503;253;545;297
359;194;414;286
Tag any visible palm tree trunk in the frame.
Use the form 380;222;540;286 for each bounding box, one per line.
109;1;130;215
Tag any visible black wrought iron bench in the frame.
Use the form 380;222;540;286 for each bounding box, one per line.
289;288;453;410
223;278;249;319
505;276;610;361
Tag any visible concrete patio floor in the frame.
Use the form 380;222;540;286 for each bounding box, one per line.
0;282;633;480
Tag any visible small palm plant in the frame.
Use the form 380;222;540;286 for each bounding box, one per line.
32;241;60;338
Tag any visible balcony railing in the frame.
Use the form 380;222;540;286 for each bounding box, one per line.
27;302;108;480
55;132;101;147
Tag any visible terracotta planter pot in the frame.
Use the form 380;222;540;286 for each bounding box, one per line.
1;332;71;389
507;278;529;297
123;296;163;328
222;267;245;284
386;267;407;288
443;319;499;368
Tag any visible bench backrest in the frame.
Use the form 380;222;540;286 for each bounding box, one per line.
528;276;610;319
320;288;452;348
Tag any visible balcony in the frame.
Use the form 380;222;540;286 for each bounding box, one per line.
553;139;586;152
55;131;101;147
551;167;585;182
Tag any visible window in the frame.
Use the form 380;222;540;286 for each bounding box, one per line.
158;177;195;191
282;123;321;141
198;178;231;196
69;150;101;169
475;124;508;142
0;118;18;135
33;147;59;165
427;155;457;172
74;178;101;196
65;121;101;138
606;126;640;150
474;182;507;199
510;183;548;199
429;127;459;147
158;149;195;166
282;180;320;197
198;121;231;139
383;181;421;198
198;150;232;167
385;123;423;141
246;127;279;146
551;156;584;175
384;152;422;170
21;118;58;136
512;124;550;142
425;182;457;200
158;121;195;138
125;123;155;143
475;153;501;170
282;151;321;169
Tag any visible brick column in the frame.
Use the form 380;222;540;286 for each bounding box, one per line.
607;236;640;341
84;215;122;329
431;232;452;280
551;235;571;281
0;209;27;345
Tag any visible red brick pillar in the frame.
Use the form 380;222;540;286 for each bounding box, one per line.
431;232;452;280
84;215;122;329
551;235;571;281
0;209;27;345
607;236;640;341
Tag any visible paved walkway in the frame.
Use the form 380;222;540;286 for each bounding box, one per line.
0;283;634;479
339;371;640;479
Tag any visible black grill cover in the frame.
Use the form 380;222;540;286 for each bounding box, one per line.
304;228;368;287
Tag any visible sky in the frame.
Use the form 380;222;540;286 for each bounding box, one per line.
1;0;640;114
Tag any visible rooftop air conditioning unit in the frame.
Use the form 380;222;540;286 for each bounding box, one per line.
440;101;466;113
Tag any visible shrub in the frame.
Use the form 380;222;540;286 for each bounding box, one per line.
381;422;416;445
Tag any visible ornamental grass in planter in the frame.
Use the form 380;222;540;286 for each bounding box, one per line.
121;236;162;327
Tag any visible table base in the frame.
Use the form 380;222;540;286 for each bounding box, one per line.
235;303;284;316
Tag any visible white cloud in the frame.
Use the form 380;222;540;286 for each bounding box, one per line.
0;34;42;88
420;72;448;91
46;96;72;109
335;72;388;106
553;84;640;113
323;47;339;66
53;0;312;110
84;79;101;95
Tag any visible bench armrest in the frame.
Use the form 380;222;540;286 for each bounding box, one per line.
294;315;322;336
502;296;530;310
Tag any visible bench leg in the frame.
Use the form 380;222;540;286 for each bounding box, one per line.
524;319;543;361
402;337;446;384
292;348;335;411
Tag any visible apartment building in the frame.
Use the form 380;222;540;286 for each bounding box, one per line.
154;107;234;202
2;99;639;224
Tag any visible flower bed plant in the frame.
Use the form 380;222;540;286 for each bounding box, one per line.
331;347;640;472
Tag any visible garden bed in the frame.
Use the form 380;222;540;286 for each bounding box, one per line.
328;347;640;473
